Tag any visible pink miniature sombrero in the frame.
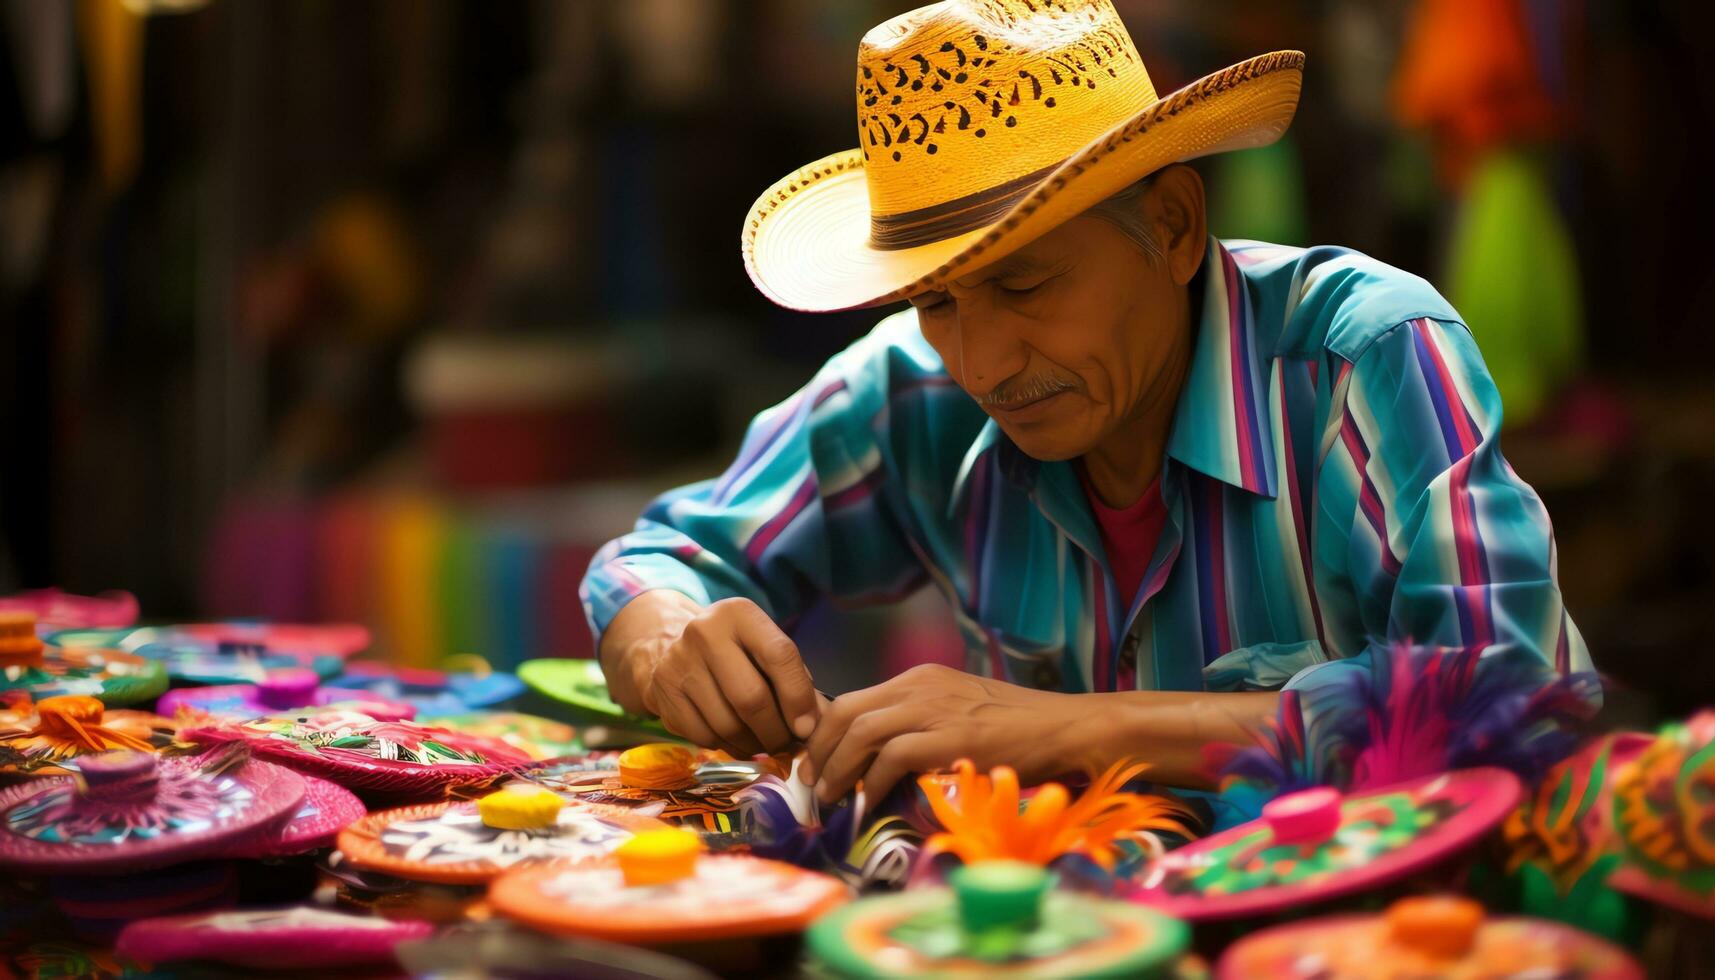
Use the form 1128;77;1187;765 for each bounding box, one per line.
178;621;371;658
115;906;434;970
181;710;531;798
1214;895;1641;979
0;749;305;875
157;668;415;722
336;784;667;885
1131;768;1521;921
226;774;366;858
489;828;851;945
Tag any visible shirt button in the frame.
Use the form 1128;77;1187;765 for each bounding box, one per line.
1032;660;1061;690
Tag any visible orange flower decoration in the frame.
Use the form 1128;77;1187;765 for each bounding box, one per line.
918;759;1197;869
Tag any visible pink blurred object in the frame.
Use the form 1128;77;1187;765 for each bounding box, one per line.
178;621;371;658
0;589;139;630
117;907;432;970
156;669;415;723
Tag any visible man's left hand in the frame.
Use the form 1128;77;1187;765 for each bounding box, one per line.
800;664;1079;804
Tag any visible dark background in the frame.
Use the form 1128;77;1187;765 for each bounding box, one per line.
2;0;1712;719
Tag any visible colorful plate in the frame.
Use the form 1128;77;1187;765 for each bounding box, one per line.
422;711;582;761
337;660;527;712
0;750;305;875
157;669;415;722
1132;769;1521;921
1214;896;1641;979
177;621;371;658
116;907;434;969
0;695;175;777
1;643;168;707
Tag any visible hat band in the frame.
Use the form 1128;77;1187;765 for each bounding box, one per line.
868;158;1064;251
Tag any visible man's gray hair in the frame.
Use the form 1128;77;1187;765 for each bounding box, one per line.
1083;174;1165;265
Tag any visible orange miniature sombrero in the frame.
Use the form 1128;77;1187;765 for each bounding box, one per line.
335;785;667;885
489;829;850;945
742;0;1302;312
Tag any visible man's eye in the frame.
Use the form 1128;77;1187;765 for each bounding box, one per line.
912;293;952;313
999;280;1045;296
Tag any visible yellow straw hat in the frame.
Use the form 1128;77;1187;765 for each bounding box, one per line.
742;0;1303;313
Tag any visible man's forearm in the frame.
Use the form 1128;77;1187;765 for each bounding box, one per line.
1074;689;1281;789
596;589;701;715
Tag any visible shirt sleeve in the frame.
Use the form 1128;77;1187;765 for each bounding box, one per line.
1282;316;1599;730
579;322;932;649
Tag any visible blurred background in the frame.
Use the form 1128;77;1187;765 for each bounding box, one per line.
1;0;1712;719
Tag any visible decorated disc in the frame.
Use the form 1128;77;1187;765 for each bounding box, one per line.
1609;711;1715;918
1214;896;1642;979
337;786;667;884
1133;769;1521;921
423;711;582;761
0;589;138;630
1;627;168;708
227;774;366;857
178;621;371;658
340;659;527;713
530;743;772;834
490;828;849;945
181;710;532;797
518;658;670;736
50;628;345;684
116;907;434;969
809;861;1187;978
0;750;305;875
157;669;415;722
0;695;175;777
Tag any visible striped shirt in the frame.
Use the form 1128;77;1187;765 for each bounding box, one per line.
581;238;1598;734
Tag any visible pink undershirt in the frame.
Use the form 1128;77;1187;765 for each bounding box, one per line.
1079;469;1167;606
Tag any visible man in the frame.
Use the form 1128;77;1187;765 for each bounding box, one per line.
581;0;1596;807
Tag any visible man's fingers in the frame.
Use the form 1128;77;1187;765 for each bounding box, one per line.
653;685;720;749
681;669;763;757
861;732;943;805
729;601;820;740
800;685;891;787
704;641;794;752
813;706;913;805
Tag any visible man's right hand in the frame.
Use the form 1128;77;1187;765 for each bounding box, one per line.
599;591;821;756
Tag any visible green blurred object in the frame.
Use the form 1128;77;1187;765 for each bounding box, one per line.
518;658;671;737
1444;150;1584;427
1209;137;1308;246
436;516;486;666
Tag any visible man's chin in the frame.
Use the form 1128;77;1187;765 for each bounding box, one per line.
996;426;1089;463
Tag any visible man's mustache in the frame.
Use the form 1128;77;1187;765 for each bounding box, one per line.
975;373;1080;408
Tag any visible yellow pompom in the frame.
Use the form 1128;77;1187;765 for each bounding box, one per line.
478;784;565;830
616;829;704;886
617;743;698;791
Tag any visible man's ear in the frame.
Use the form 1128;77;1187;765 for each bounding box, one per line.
1146;164;1207;286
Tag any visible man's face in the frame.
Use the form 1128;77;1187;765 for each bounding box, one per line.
911;214;1193;461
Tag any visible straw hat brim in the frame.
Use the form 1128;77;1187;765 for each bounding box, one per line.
743;50;1304;313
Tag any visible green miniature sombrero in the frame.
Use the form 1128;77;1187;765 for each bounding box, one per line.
809;861;1190;979
518;659;670;738
1;614;167;708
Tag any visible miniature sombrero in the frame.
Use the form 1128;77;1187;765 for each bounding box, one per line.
49;627;345;685
181;710;531;798
116;907;434;970
337;658;527;714
490;827;850;945
0;588;139;629
1608;711;1715;918
808;859;1189;978
533;743;779;835
518;657;670;737
336;784;667;885
1214;895;1642;980
0;694;175;776
422;710;582;761
0;613;167;707
0;749;305;875
226;774;366;857
1131;769;1521;921
157;668;415;722
1495;731;1651;938
741;0;1302;312
177;620;371;658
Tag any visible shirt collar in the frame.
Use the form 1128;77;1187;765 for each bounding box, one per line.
948;236;1277;512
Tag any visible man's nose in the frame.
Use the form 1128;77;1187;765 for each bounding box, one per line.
954;305;1028;396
